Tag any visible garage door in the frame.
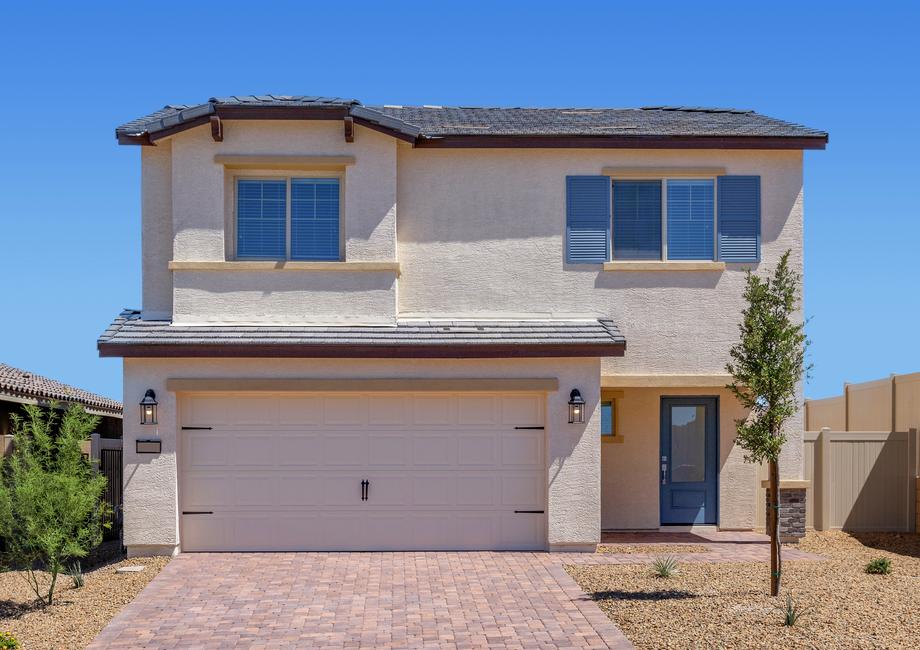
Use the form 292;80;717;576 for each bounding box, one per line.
178;392;547;551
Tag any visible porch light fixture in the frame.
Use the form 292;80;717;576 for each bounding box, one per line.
568;389;586;424
140;389;158;425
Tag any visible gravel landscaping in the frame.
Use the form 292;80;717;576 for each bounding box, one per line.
567;531;920;649
0;556;169;650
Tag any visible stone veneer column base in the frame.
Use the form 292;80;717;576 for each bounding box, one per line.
762;480;809;544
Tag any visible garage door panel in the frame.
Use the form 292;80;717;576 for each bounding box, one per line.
502;475;544;507
456;476;498;506
276;434;322;466
368;396;409;425
368;435;410;466
323;434;366;465
180;391;547;551
232;475;276;507
500;395;543;425
232;434;276;467
324;396;367;425
458;396;498;424
500;433;543;467
457;434;497;466
278;475;324;505
413;434;452;465
501;513;544;549
278;396;324;425
183;475;229;508
412;396;454;424
185;434;229;467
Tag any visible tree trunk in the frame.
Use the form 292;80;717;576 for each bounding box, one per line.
769;458;781;597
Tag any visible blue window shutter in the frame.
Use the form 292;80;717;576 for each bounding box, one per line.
612;180;661;260
566;176;610;263
718;176;761;262
291;178;341;261
237;179;286;259
667;179;714;260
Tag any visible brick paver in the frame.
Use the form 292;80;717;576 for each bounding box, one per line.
90;534;822;649
89;552;634;649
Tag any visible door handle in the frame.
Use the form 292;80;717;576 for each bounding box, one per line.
366;479;370;501
360;479;368;501
661;456;668;485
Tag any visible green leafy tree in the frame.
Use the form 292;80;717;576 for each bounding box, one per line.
726;250;809;597
0;403;109;605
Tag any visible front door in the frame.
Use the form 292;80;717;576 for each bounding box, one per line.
660;397;718;525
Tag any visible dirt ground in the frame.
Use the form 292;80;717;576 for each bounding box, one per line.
0;556;169;650
567;531;920;649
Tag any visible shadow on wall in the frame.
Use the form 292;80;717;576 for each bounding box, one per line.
843;435;912;532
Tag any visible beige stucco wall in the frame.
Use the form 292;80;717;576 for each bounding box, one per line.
806;395;846;431
600;387;756;530
154;121;398;323
141;142;173;319
122;356;601;555
847;378;894;431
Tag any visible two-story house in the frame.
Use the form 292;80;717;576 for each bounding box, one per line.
100;96;826;556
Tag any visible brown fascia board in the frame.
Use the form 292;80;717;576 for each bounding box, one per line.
414;134;828;150
97;342;626;359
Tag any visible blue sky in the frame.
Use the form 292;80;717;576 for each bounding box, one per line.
0;1;917;403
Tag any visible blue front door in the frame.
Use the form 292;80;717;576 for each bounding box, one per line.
660;397;718;525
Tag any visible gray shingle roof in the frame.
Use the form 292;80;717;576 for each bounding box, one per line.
98;310;625;358
117;97;826;145
0;363;122;415
369;105;826;138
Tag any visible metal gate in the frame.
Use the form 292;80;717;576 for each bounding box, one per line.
100;448;123;540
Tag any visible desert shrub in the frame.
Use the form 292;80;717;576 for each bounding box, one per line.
865;557;892;575
651;555;679;578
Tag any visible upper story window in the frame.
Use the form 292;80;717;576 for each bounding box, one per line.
236;177;341;261
612;179;714;261
565;174;760;265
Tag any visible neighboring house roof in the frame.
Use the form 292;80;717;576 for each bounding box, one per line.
98;310;626;358
116;96;827;149
0;363;123;416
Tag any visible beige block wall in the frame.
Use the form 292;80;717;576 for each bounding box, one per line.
848;378;894;431
806;395;845;431
601;386;756;530
123;356;601;554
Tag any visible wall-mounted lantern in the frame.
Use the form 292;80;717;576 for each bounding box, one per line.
568;389;585;424
140;389;158;425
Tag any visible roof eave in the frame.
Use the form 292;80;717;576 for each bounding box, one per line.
414;134;828;150
97;341;626;359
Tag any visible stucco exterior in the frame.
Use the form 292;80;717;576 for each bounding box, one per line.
123;356;601;555
119;115;812;553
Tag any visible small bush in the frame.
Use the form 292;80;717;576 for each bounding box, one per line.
651;555;679;578
67;561;85;588
0;631;19;649
779;594;808;627
865;557;892;575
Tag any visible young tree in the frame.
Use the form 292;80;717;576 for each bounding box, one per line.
726;250;809;597
0;403;109;605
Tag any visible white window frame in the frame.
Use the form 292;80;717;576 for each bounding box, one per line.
609;175;719;262
227;170;345;262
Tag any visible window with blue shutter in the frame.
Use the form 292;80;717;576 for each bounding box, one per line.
666;179;714;260
566;176;610;263
237;179;287;259
718;176;761;262
291;178;340;260
612;180;661;260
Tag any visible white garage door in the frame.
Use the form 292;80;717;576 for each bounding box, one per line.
178;392;547;551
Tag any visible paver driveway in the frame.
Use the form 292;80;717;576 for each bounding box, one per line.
89;552;633;649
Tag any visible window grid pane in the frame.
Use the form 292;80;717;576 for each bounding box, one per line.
667;180;714;260
291;178;340;261
237;179;287;259
613;180;662;260
601;401;614;436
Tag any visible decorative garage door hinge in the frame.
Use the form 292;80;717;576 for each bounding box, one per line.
181;426;212;430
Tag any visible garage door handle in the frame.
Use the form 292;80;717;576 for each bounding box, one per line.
182;511;213;515
514;510;544;514
361;479;368;501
